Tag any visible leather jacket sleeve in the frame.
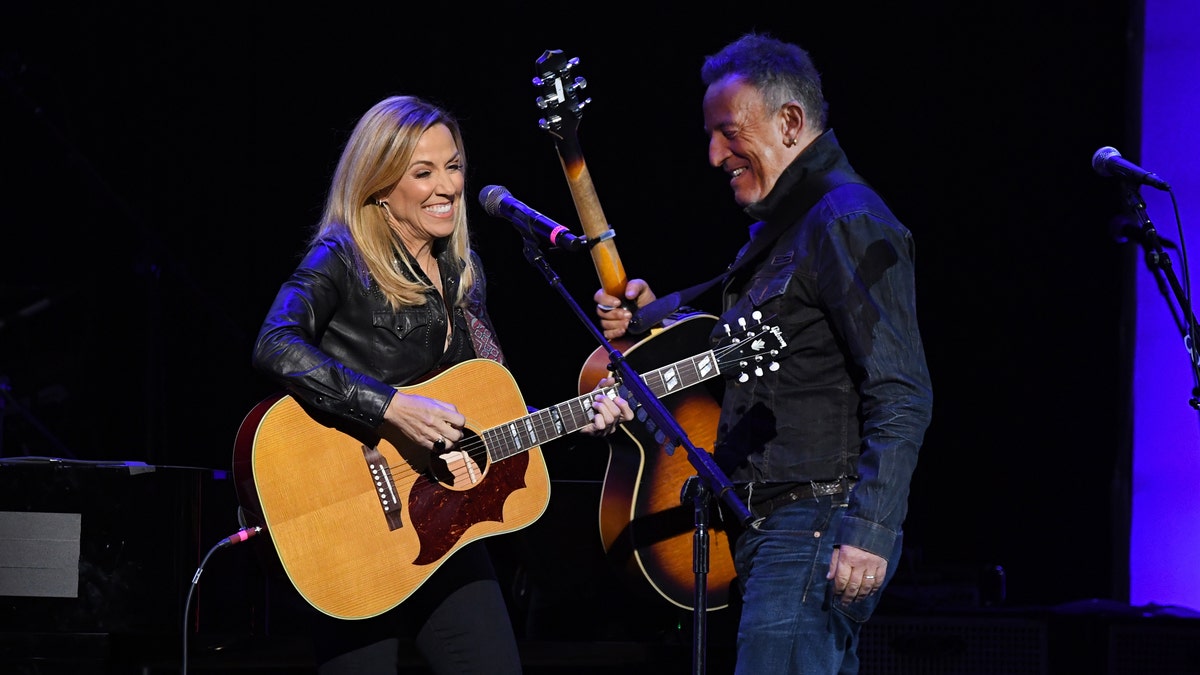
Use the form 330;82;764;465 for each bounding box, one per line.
251;236;398;443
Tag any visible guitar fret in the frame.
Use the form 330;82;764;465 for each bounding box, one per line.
481;427;507;459
563;394;597;432
661;365;680;392
527;408;562;444
644;352;711;396
520;414;540;446
482;394;594;461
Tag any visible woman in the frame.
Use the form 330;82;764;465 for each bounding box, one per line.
252;95;632;674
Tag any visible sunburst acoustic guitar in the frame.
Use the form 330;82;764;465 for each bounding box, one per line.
532;49;745;611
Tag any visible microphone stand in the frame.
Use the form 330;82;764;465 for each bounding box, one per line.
516;235;753;675
1120;183;1200;409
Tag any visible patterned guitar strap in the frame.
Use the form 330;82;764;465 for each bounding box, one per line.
465;308;506;365
463;255;507;366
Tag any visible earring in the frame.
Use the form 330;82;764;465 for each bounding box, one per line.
785;138;797;147
375;199;387;207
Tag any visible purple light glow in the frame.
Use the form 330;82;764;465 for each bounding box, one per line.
1133;0;1200;613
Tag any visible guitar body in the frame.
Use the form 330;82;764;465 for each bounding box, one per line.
579;313;736;610
232;359;549;619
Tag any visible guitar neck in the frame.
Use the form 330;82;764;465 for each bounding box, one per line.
485;346;719;460
555;138;627;298
534;49;628;298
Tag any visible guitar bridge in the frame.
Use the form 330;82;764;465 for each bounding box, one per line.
361;444;404;531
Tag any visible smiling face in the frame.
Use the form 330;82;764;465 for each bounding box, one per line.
380;123;464;253
703;73;799;208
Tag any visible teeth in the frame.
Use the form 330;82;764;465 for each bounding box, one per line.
425;204;451;214
731;168;745;178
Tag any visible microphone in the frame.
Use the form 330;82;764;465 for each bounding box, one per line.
478;185;587;252
217;526;261;548
1091;146;1170;192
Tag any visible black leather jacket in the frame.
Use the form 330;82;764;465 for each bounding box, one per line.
713;130;934;558
252;233;489;446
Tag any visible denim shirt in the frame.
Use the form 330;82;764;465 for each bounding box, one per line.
712;130;933;559
252;232;479;447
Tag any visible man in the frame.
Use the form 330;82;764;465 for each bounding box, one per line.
594;33;933;674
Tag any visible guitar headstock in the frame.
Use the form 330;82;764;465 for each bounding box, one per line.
533;49;591;142
715;312;788;382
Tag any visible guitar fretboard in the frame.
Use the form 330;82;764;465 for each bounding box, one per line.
480;348;721;462
641;350;718;399
481;387;617;461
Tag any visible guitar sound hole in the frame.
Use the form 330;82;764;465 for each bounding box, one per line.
430;429;488;490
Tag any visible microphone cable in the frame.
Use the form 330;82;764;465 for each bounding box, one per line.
181;526;261;675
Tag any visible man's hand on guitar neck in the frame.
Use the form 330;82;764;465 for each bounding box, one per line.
580;376;636;437
594;279;656;340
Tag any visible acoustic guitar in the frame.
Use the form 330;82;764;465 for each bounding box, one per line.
232;323;783;619
533;49;739;611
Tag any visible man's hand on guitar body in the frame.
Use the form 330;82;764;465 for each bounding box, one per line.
594;278;656;340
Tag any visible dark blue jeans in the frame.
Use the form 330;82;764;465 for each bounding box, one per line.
731;494;902;674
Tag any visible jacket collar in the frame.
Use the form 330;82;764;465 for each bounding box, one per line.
744;129;848;226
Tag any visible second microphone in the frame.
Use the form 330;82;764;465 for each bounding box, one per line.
478;185;588;252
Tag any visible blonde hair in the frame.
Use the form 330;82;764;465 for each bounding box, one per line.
313;95;475;310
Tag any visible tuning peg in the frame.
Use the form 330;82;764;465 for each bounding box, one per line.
568;97;592;117
533;77;563;106
769;361;780;372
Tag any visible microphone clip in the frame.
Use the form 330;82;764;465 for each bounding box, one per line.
588;228;616;245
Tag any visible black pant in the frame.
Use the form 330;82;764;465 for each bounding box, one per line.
313;541;522;674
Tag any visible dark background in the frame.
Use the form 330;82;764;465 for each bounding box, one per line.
1;0;1138;619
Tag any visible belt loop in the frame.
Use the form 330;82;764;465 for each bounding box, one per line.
838;475;853;506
